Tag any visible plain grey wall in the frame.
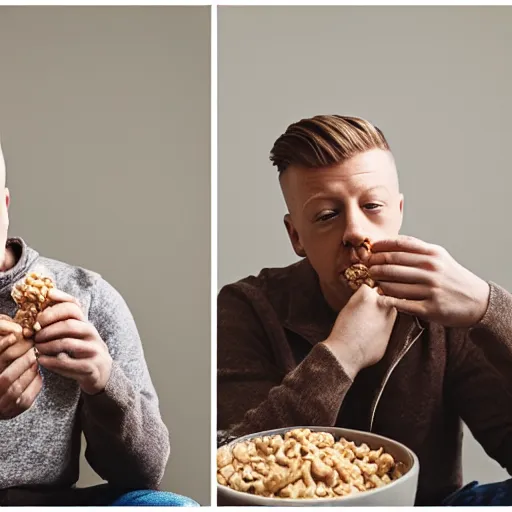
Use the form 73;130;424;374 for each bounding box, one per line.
0;6;210;504
219;6;512;484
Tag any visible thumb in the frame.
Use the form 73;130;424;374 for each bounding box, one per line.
377;294;424;317
0;318;22;336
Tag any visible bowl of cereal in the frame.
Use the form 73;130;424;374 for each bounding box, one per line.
217;426;419;506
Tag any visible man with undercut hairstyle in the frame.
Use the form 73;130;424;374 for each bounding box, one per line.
0;143;198;506
218;114;512;506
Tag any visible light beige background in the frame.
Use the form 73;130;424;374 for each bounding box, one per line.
219;6;512;485
0;6;210;505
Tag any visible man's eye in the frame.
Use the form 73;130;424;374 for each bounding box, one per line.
364;203;382;211
317;211;338;222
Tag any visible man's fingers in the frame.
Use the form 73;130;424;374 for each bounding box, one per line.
0;362;39;413
371;236;437;255
36;302;85;331
0;332;21;355
38;353;91;377
368;251;435;269
47;288;81;306
16;372;43;410
378;282;431;300
36;338;96;359
369;265;433;285
378;295;428;317
0;338;35;373
0;319;22;336
35;318;92;344
0;349;38;393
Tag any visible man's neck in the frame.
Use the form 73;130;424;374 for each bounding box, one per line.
320;279;352;313
0;245;17;272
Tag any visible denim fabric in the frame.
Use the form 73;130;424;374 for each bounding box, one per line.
442;479;512;506
110;490;200;507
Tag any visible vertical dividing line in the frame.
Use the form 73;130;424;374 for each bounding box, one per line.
210;1;218;507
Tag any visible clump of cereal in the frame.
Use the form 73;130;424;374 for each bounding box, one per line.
217;428;406;499
12;272;55;338
344;263;375;291
344;238;377;291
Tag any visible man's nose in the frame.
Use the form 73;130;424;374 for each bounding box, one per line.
342;209;367;250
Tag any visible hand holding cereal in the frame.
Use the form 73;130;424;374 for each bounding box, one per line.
34;289;113;395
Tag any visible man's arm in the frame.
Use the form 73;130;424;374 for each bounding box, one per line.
447;322;512;473
218;283;353;439
80;278;170;489
467;282;512;382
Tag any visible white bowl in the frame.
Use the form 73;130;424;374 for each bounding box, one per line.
217;426;419;507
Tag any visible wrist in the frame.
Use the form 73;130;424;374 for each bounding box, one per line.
322;339;361;380
471;278;491;326
81;356;113;395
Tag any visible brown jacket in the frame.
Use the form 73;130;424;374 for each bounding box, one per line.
217;259;512;506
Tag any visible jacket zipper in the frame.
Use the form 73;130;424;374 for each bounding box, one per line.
369;325;425;432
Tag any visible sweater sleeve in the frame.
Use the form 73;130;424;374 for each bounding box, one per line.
447;330;512;474
218;283;352;440
447;282;512;473
80;278;170;489
468;282;512;382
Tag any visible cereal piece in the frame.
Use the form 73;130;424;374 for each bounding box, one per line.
301;460;315;487
286;441;301;459
267;458;301;494
354;443;371;458
316;481;329;497
229;472;265;494
217;445;233;468
252;461;270;477
368;474;386;488
377;453;395;476
392;461;406;480
219;463;235;481
279;478;307;499
308;432;335;448
233;442;252;464
361;238;372;253
255;438;273;456
307;455;335;483
368;447;384;462
354;459;379;477
242;464;260;481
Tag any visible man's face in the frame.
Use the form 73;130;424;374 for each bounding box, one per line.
280;149;403;309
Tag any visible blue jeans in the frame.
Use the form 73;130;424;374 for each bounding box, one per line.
1;485;200;506
110;490;199;506
442;479;512;506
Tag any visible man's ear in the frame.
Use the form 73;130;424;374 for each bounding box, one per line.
284;213;306;258
398;193;404;231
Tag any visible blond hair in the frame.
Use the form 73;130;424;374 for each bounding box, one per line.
270;115;390;174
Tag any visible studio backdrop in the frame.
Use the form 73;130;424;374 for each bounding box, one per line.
218;5;512;485
0;6;211;505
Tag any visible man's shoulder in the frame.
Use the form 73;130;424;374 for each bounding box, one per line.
218;259;316;328
35;255;102;292
220;260;306;299
31;255;116;313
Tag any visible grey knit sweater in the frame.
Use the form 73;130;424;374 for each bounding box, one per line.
0;238;169;490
